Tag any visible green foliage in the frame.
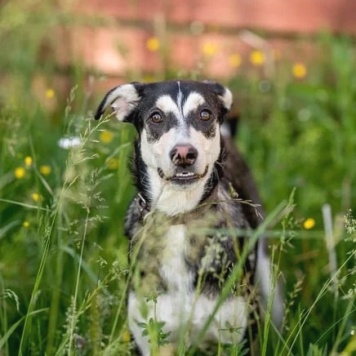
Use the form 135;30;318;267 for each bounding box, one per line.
0;1;355;355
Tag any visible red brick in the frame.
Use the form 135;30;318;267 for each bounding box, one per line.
77;0;356;34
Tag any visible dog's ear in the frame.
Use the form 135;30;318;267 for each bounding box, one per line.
203;81;233;112
94;83;143;122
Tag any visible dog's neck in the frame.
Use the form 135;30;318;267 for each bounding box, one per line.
133;173;220;223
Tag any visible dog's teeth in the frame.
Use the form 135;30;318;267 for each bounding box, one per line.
176;172;194;177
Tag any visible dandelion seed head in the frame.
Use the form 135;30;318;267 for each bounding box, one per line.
58;136;81;149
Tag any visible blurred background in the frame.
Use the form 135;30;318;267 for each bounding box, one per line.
0;0;355;355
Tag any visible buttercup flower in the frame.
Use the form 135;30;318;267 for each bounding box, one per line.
228;54;242;68
146;37;160;52
106;158;119;170
99;130;114;144
31;193;43;202
121;329;131;343
303;218;315;230
202;42;218;57
250;50;265;66
46;88;55;99
22;221;30;228
24;156;33;167
14;167;26;179
39;165;52;176
292;63;307;78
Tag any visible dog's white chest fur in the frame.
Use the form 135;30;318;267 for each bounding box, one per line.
159;225;193;292
128;224;248;355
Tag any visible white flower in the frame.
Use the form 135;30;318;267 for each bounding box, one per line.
58;136;81;149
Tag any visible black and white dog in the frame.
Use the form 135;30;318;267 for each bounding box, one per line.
95;80;283;355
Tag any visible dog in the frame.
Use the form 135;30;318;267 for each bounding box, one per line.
95;80;283;355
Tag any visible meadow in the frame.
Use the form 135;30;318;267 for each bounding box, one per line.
0;2;355;355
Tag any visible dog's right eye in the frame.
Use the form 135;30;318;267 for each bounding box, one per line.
149;112;163;124
200;110;212;121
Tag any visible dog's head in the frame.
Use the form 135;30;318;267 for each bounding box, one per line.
95;80;232;215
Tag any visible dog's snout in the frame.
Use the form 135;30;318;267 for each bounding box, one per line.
170;144;198;166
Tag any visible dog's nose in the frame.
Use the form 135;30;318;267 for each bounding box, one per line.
170;144;198;166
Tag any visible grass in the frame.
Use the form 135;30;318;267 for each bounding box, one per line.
0;1;356;355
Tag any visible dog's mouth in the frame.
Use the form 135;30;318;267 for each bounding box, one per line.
157;165;209;184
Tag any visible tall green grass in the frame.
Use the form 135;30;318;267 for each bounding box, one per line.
0;1;355;355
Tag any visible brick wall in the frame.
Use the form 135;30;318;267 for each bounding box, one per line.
60;0;356;79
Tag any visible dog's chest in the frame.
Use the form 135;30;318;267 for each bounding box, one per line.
129;223;249;349
159;224;193;293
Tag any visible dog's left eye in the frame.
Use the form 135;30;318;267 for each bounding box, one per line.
200;110;212;121
150;112;163;124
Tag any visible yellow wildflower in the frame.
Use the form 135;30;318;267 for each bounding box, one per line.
106;158;119;170
292;63;307;78
303;218;315;230
143;74;156;83
46;88;55;99
24;156;32;167
121;329;131;343
202;42;218;57
14;167;26;179
146;37;160;52
39;165;52;176
31;193;43;202
228;54;242;68
22;221;30;228
250;50;265;66
99;130;114;144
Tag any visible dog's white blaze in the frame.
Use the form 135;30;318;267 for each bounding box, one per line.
155;95;181;120
108;84;140;121
177;81;183;110
155;91;207;128
182;92;205;117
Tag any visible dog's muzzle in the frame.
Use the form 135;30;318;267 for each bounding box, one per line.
156;144;208;185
